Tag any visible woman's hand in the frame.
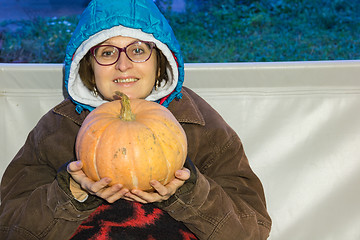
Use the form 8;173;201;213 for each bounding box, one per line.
122;168;191;204
67;160;129;203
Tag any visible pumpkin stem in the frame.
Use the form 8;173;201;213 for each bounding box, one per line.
114;91;136;121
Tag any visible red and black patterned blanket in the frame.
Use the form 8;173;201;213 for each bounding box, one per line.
70;199;198;240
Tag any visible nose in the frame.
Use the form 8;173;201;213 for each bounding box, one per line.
115;52;132;71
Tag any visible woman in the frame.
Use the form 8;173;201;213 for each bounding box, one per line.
0;0;271;239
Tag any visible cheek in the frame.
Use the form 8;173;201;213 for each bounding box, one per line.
92;65;106;86
150;55;159;81
92;62;100;79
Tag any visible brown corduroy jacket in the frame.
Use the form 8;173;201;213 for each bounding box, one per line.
0;87;271;239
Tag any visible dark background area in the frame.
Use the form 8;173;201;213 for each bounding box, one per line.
1;0;359;63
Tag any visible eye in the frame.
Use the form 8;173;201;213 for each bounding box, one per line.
102;49;116;57
131;46;145;55
97;46;117;58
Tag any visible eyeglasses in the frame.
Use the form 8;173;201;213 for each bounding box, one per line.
90;41;156;66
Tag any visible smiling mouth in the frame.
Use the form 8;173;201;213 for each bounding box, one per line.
113;78;138;83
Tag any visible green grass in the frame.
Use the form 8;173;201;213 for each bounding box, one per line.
0;0;359;63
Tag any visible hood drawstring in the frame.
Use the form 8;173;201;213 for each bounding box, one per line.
75;105;84;114
75;103;95;114
175;92;183;100
158;91;183;108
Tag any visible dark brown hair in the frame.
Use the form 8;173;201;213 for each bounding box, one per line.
78;48;170;92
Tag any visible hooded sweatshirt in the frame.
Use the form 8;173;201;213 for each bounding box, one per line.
64;0;184;112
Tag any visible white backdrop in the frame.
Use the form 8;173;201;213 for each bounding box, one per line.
1;61;360;239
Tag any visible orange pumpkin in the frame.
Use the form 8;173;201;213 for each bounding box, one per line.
75;91;187;191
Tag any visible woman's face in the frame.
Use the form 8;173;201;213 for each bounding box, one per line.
92;36;158;100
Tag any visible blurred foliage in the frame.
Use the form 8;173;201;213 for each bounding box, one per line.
0;0;359;63
0;16;77;63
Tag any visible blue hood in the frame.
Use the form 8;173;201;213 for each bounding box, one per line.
64;0;184;112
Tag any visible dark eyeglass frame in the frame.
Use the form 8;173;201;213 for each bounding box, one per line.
90;41;156;66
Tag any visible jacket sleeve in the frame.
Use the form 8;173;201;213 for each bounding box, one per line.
159;131;272;240
164;88;272;240
0;111;100;240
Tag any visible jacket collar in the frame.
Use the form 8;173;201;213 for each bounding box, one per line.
53;99;89;126
168;87;205;126
53;87;204;127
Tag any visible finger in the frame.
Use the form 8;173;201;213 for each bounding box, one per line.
175;168;190;181
131;186;171;203
99;183;122;198
103;185;129;203
122;196;135;202
150;180;169;196
125;191;150;204
67;161;83;173
84;177;111;194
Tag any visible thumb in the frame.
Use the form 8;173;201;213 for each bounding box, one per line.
67;160;83;173
175;168;190;180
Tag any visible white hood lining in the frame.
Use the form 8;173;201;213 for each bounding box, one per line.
68;26;178;108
